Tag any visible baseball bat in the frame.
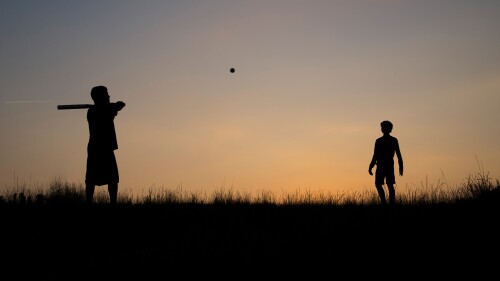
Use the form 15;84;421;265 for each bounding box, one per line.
57;104;92;110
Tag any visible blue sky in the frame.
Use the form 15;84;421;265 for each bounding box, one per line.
1;0;499;197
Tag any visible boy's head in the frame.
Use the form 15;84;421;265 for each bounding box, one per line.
90;86;110;104
381;120;393;134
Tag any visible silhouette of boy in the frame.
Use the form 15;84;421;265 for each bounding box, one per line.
85;86;125;204
368;120;403;205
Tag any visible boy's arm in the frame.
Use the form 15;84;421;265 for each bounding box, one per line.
368;142;377;175
396;140;403;176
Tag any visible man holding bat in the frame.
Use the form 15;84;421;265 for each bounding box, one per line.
84;85;125;204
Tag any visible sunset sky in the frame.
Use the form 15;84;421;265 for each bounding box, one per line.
1;0;499;198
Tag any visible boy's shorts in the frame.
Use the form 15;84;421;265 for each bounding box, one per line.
375;166;395;185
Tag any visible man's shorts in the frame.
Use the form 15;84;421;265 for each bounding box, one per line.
375;166;395;185
85;146;119;186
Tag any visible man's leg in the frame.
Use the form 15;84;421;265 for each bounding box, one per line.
375;184;387;205
387;184;395;205
108;183;118;204
86;184;95;204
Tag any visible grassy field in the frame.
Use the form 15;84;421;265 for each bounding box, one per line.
1;170;499;280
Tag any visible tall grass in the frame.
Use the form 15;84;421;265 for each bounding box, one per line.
1;169;498;206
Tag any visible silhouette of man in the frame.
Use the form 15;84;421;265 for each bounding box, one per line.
85;86;125;204
368;120;403;205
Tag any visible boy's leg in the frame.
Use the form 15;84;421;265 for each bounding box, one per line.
375;184;387;205
387;184;395;205
108;183;118;204
86;184;95;204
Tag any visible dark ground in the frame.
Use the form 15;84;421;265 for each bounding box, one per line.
1;199;499;280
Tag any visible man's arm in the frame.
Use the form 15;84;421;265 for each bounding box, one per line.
107;101;126;116
114;101;126;111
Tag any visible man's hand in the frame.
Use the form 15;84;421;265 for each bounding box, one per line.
368;168;373;176
399;167;404;176
115;101;126;110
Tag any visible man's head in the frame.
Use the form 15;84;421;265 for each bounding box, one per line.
381;120;393;134
90;86;110;104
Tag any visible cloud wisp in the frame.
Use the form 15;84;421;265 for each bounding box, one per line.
3;100;55;104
